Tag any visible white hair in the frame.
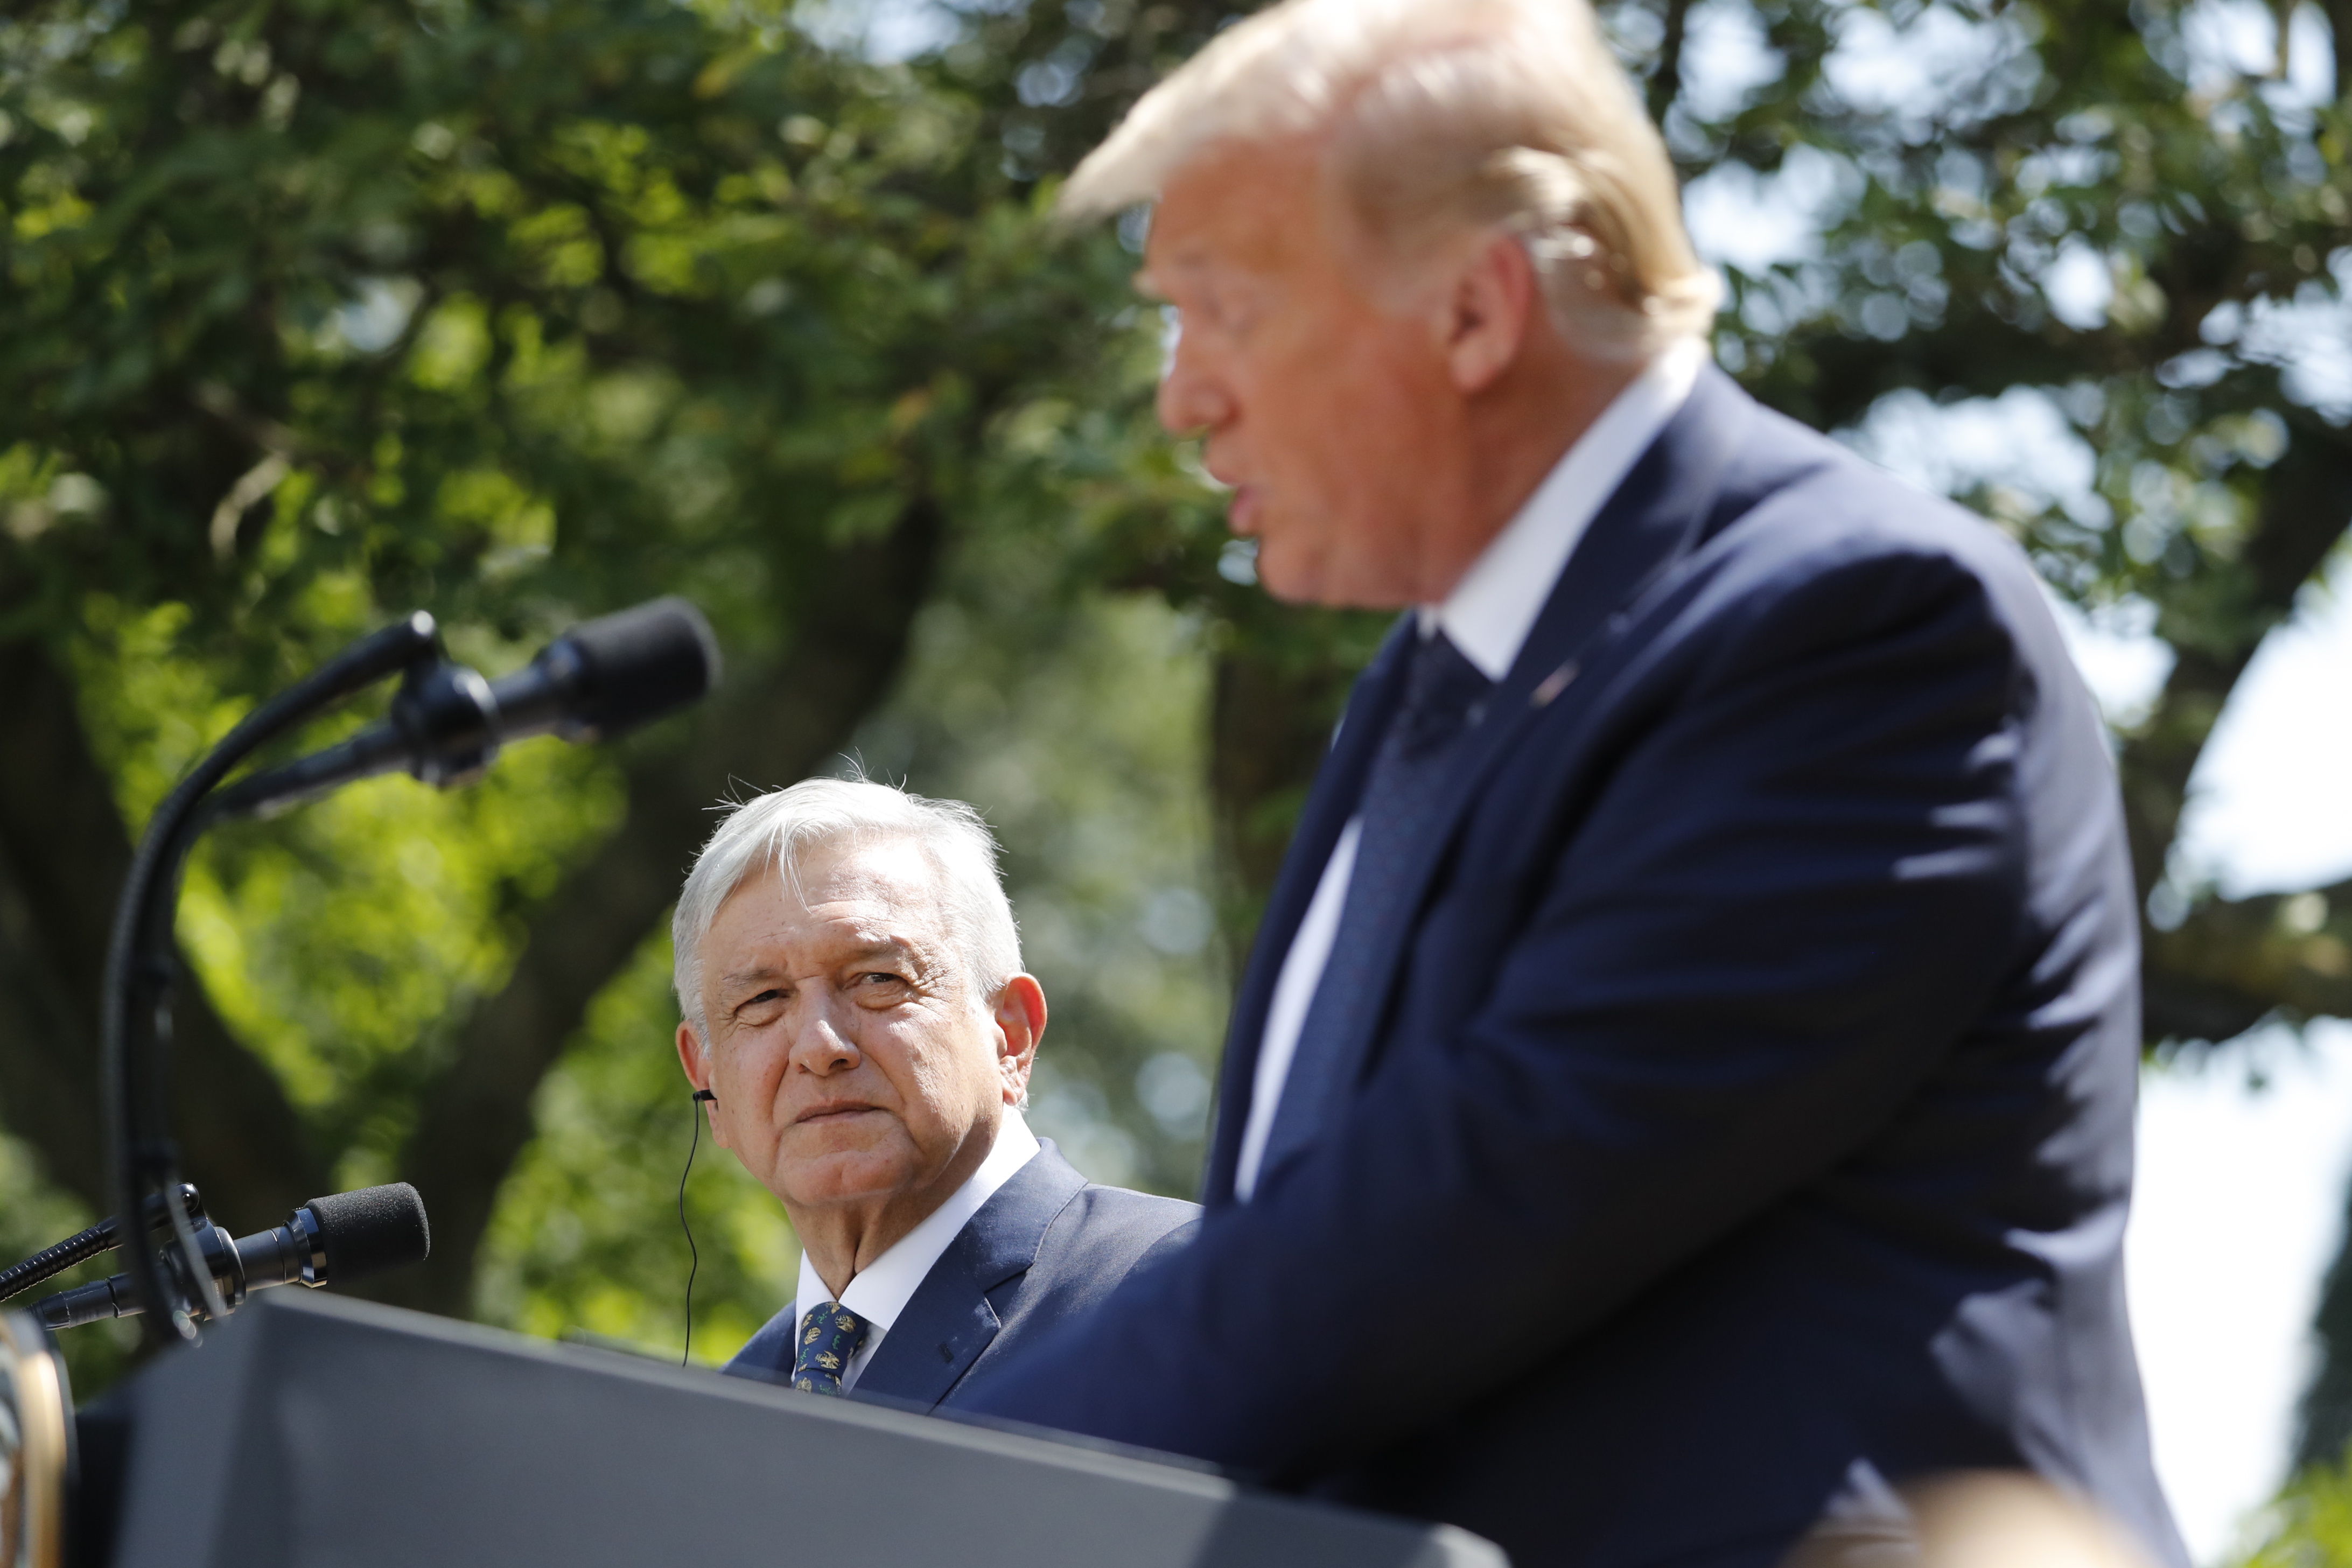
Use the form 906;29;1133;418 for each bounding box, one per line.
1062;0;1719;360
670;778;1023;1048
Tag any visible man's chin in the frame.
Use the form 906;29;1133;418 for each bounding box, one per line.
773;1146;916;1209
1257;538;1408;610
1252;533;1329;605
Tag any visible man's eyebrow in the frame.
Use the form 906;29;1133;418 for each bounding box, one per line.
840;936;923;967
712;937;927;997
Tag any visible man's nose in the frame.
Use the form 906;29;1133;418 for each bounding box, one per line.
1156;343;1234;437
787;1007;860;1075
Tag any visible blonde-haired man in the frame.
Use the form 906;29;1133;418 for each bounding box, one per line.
958;2;2186;1566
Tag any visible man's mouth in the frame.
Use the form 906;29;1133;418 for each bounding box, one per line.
793;1101;877;1126
1229;484;1262;536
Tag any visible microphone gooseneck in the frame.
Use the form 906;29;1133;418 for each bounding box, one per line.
99;599;715;1341
213;597;723;818
0;1184;206;1305
34;1183;431;1333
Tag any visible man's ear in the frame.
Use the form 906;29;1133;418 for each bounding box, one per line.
1440;232;1540;395
992;975;1048;1104
675;1020;728;1147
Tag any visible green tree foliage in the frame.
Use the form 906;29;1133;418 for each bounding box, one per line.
2234;1447;2352;1566
0;0;1230;1381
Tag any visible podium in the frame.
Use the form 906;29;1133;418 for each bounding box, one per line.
94;1291;1504;1567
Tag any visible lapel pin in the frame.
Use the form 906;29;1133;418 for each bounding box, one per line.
1531;661;1579;708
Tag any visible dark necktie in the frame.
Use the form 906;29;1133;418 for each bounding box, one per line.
1254;629;1495;1184
793;1300;871;1395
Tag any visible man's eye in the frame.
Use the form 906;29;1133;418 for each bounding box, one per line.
1196;289;1257;336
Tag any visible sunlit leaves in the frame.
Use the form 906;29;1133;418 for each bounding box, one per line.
0;0;1234;1369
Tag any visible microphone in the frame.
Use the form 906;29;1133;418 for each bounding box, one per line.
34;1182;430;1332
215;597;722;815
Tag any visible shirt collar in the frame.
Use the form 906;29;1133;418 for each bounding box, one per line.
1423;338;1707;681
790;1110;1042;1335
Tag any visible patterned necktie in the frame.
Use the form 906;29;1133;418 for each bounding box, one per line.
792;1300;871;1396
1255;629;1496;1184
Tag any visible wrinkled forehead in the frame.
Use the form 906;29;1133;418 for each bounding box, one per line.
711;834;952;953
791;832;946;910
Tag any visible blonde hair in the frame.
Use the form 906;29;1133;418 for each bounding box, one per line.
1061;0;1718;359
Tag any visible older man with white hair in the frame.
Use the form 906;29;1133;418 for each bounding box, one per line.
955;2;2188;1566
671;778;1196;1406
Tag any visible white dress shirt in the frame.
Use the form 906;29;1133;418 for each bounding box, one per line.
1231;339;1706;1201
788;1109;1041;1388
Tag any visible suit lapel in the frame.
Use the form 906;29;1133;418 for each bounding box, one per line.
1506;367;1753;699
1201;619;1416;1207
1248;367;1753;1194
851;1144;1088;1409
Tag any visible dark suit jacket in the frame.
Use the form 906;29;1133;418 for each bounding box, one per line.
960;367;2188;1568
725;1142;1198;1411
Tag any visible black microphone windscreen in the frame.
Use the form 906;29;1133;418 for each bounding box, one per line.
554;597;720;740
304;1183;430;1285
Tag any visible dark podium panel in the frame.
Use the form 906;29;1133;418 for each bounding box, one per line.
107;1291;1505;1568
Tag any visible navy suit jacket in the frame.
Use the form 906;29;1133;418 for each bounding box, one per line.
725;1142;1198;1411
960;368;2187;1568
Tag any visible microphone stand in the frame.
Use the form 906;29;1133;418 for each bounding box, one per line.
100;596;717;1347
102;614;442;1346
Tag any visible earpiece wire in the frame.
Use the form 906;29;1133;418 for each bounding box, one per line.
680;1089;717;1367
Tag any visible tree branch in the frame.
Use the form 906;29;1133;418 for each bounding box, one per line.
2119;417;2352;906
2143;876;2352;1046
2328;0;2352;107
1647;0;1697;125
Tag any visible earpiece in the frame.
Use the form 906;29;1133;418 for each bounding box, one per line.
692;1089;717;1103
